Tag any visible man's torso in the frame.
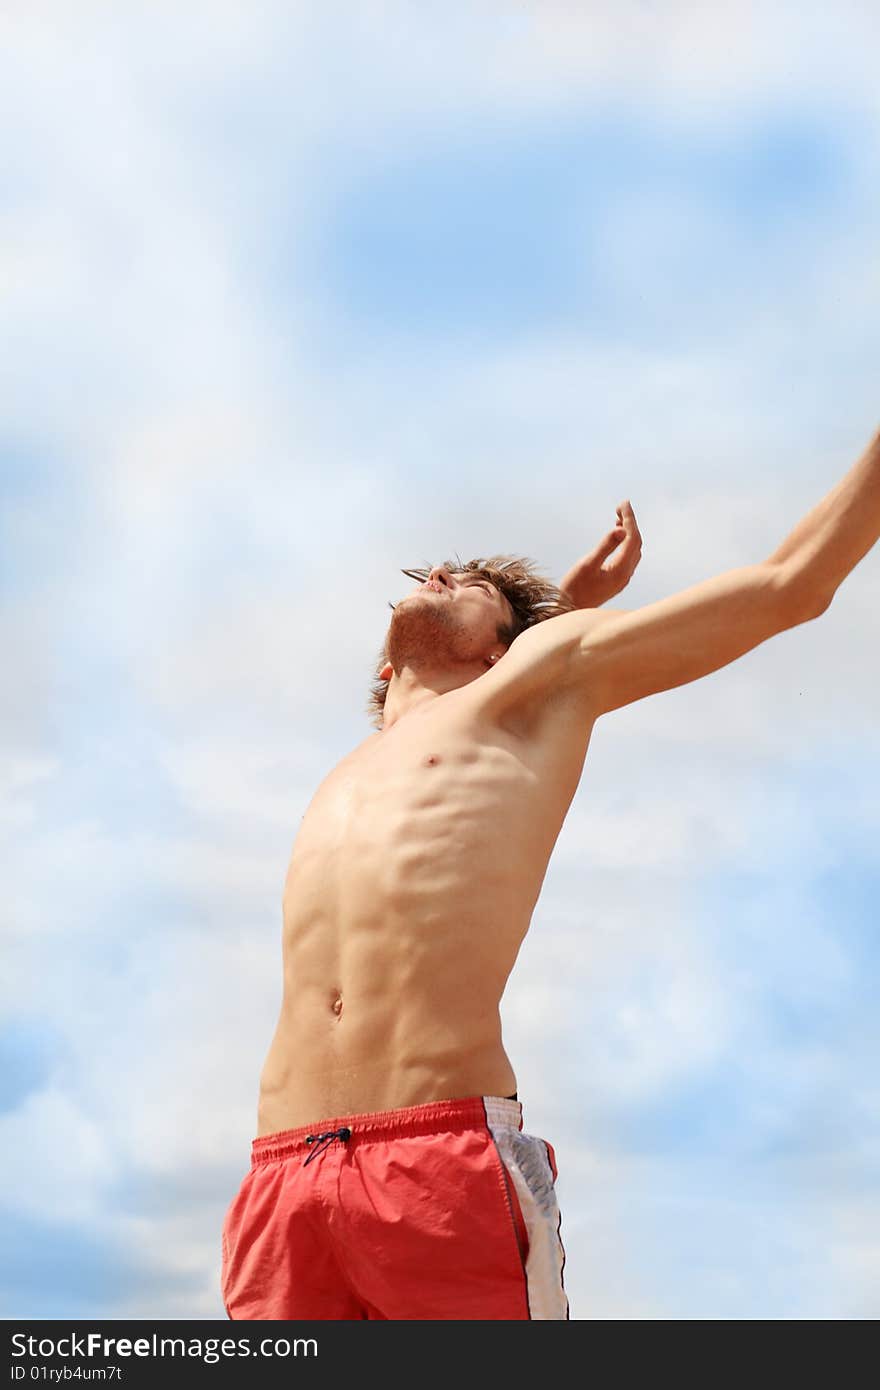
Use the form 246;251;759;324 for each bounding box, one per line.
257;676;596;1133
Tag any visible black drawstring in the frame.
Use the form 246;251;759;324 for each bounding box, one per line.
303;1126;352;1166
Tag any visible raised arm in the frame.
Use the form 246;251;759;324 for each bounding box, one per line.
577;426;880;716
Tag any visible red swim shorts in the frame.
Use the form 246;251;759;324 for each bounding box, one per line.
220;1094;568;1320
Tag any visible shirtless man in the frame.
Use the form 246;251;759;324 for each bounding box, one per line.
221;426;880;1321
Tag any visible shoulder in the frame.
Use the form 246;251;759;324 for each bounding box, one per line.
503;604;630;669
473;605;628;728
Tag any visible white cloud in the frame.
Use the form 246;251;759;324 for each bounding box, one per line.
0;1086;115;1226
504;893;734;1107
482;1;880;115
0;753;59;832
828;1214;880;1318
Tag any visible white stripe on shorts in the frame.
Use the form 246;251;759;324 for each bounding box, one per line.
483;1096;569;1321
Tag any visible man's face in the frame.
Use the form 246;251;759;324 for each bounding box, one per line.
385;565;514;675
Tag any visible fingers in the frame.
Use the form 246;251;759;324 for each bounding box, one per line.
614;499;642;559
598;525;626;555
616;498;642;543
578;527;622;568
597;501;641;583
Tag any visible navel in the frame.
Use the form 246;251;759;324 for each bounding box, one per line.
331;992;343;1020
423;753;441;766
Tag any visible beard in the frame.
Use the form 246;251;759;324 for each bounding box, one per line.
385;592;482;674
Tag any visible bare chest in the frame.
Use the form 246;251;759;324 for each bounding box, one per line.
283;699;591;907
286;722;520;871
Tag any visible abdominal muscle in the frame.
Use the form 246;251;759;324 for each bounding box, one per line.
256;859;525;1135
257;955;518;1135
256;693;590;1135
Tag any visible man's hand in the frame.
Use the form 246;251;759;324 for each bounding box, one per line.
559;500;643;608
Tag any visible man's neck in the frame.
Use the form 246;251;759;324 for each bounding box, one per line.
381;663;485;731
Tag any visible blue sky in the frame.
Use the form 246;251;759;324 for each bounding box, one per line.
2;2;879;1319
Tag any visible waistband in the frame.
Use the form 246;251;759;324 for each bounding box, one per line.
251;1094;523;1167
